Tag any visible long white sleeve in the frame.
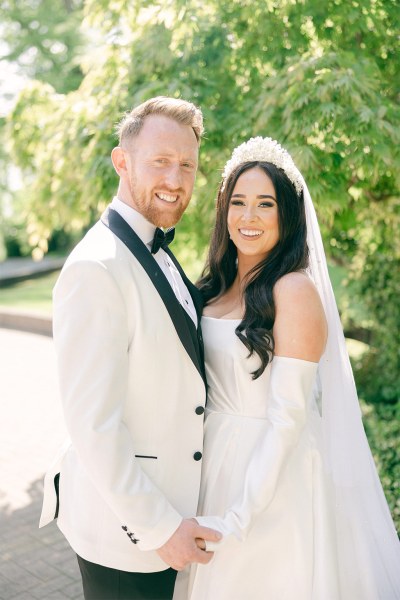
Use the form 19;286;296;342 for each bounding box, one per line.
197;356;318;550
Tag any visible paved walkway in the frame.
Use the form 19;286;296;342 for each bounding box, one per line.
0;328;83;599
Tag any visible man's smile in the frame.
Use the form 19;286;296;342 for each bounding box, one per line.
156;192;178;203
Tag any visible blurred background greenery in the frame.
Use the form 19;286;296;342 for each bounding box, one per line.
0;0;398;526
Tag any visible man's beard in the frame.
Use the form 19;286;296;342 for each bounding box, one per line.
129;178;187;228
144;201;186;229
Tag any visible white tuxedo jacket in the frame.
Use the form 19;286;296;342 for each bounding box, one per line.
40;208;207;572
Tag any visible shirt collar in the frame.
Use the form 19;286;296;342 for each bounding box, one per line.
110;197;156;249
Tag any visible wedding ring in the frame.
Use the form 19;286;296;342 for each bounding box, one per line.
195;537;206;550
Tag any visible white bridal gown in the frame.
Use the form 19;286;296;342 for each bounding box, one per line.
174;316;341;600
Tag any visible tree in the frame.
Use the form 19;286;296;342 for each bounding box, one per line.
7;0;399;393
0;0;87;257
0;0;85;94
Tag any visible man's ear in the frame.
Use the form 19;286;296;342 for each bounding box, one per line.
111;146;128;177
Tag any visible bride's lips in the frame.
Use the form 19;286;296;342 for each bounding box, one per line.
238;228;263;239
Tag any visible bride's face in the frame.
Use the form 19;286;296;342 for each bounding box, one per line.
227;167;279;264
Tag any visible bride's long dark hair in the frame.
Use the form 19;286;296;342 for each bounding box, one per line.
198;161;309;379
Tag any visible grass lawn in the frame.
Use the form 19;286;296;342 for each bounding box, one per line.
0;271;60;316
1;264;351;315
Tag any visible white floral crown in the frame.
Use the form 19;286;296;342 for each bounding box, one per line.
221;136;304;194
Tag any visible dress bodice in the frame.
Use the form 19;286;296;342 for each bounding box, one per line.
202;316;271;419
202;316;322;419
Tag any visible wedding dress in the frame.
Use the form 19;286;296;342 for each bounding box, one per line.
174;311;400;599
174;316;341;600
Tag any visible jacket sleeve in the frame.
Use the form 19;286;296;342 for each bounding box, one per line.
196;356;318;550
53;258;182;551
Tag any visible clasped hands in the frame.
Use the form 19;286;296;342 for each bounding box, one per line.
156;518;222;571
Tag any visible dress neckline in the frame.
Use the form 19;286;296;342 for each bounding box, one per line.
202;315;242;322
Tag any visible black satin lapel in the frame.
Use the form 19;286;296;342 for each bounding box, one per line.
101;208;205;383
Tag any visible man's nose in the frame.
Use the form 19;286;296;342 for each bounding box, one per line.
164;165;183;189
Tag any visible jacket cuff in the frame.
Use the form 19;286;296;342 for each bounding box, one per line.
123;511;183;552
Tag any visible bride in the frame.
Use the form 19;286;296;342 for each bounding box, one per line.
174;137;400;599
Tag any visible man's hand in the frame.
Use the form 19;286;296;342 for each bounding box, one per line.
156;518;222;571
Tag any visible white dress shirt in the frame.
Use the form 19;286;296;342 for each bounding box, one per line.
110;197;198;325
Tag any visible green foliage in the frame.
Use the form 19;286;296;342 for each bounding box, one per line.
6;0;400;401
8;0;399;232
1;214;32;258
362;401;400;530
0;0;85;93
351;198;400;402
0;119;9;260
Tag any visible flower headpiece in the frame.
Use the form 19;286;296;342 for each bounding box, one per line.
221;136;304;194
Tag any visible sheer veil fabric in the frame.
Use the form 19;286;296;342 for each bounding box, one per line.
302;177;400;597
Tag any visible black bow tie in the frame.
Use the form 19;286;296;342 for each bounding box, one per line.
151;227;175;254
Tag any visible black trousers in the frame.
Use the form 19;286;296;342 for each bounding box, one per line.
77;555;177;600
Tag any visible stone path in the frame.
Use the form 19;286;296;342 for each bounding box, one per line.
0;328;83;599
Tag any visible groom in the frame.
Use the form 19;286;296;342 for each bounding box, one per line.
40;96;221;599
